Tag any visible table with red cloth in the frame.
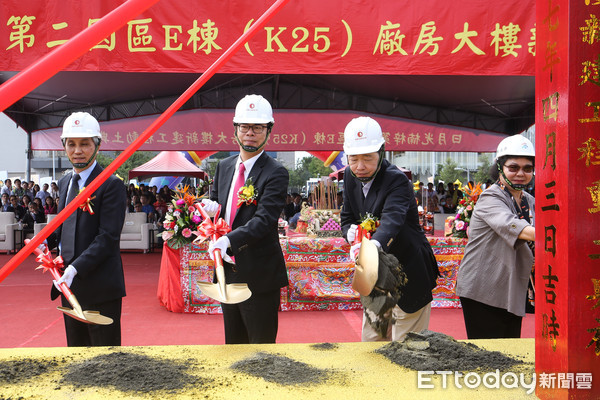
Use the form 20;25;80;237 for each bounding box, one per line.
157;236;468;314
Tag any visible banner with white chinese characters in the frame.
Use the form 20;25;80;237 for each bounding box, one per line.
31;108;507;152
1;0;535;76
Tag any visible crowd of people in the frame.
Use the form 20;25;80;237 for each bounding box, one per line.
1;178;59;234
414;181;466;213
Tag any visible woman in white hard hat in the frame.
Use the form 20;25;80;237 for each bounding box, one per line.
50;112;127;346
456;134;535;339
341;116;440;342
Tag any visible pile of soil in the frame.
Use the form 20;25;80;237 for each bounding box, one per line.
61;351;210;394
376;331;526;372
230;352;333;386
0;358;61;385
310;342;338;351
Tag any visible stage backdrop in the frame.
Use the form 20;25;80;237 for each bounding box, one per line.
1;0;535;76
31;109;507;152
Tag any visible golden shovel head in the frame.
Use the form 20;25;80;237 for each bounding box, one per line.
57;307;114;325
197;282;252;304
198;261;252;304
351;237;379;296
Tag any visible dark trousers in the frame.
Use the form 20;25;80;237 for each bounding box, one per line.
62;297;122;347
460;297;522;339
221;289;281;344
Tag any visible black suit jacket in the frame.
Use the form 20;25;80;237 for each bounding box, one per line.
341;159;440;313
211;152;289;294
51;164;127;305
7;204;25;221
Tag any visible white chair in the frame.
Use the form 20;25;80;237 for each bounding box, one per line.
120;213;152;253
33;214;57;238
0;213;19;254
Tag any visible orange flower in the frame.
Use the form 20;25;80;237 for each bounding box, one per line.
462;182;483;203
175;185;198;207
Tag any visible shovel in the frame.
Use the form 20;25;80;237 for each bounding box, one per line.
351;226;379;296
195;204;252;304
27;239;113;325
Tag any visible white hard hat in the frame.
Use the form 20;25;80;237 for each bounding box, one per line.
61;112;101;139
343;117;385;155
495;134;535;160
233;95;274;124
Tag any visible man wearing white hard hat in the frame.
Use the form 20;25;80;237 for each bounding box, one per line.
341;116;439;342
202;95;289;344
456;134;535;339
50;112;127;346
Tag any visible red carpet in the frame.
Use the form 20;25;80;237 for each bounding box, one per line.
0;251;533;348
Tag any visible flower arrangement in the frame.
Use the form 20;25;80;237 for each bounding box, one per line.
450;182;483;238
161;185;205;249
359;212;380;238
237;178;258;207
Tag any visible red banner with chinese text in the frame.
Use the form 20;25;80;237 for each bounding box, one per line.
535;1;600;399
31;108;506;152
1;0;535;76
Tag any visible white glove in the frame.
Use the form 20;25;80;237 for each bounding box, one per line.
208;236;233;263
37;242;48;253
54;265;77;291
350;242;361;261
201;199;219;217
347;224;358;243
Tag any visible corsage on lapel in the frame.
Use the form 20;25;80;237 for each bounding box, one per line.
78;187;96;215
236;177;258;207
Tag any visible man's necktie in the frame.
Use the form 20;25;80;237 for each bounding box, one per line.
229;163;246;228
61;173;80;262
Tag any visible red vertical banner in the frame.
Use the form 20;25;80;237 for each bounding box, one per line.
535;1;600;399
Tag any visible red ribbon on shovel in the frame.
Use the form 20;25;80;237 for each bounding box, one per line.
26;239;113;325
192;203;252;304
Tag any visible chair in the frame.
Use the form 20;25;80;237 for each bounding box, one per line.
0;213;19;253
120;213;152;253
33;214;57;238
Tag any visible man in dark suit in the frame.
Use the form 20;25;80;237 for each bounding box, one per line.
202;95;289;344
340;116;439;342
7;195;25;221
51;112;127;347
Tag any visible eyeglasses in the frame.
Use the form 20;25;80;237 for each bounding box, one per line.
504;164;534;173
237;124;267;134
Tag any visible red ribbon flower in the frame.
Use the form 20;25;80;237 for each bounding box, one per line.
193;217;231;244
79;195;96;214
35;248;65;274
78;187;96;214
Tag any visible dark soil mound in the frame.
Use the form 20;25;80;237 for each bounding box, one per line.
310;342;339;351
61;351;209;394
0;358;61;384
231;352;333;386
376;331;525;372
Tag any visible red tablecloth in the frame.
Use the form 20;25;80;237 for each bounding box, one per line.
157;236;468;314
